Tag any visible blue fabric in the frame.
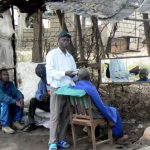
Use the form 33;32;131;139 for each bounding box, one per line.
1;103;23;127
35;80;48;101
0;80;24;104
137;78;150;82
57;140;70;148
69;80;123;138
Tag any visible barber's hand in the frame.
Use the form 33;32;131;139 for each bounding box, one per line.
65;71;74;77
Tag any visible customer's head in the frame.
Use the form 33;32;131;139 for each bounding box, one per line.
58;31;71;50
78;68;90;80
0;68;9;83
139;68;149;79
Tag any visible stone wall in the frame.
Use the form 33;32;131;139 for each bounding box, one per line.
17;13;106;51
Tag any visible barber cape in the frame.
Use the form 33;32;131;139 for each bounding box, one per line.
70;80;123;138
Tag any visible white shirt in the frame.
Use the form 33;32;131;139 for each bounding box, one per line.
109;59;129;82
46;47;76;88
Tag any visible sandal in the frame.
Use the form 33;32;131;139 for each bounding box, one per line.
22;123;38;132
57;140;70;148
49;143;57;150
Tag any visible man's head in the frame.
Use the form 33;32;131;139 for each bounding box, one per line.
78;68;90;80
35;64;47;83
139;68;149;79
58;31;71;50
0;69;9;83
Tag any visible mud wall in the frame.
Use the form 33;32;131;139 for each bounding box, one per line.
100;84;150;121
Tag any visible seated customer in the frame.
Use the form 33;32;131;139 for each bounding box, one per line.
70;68;127;141
23;64;50;132
137;68;150;82
0;68;24;134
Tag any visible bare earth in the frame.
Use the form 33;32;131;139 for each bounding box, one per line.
0;121;150;150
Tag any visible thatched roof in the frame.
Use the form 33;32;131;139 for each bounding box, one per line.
46;0;150;21
0;0;150;21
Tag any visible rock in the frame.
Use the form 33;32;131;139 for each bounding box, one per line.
138;146;150;150
131;119;136;124
134;128;139;133
137;124;143;129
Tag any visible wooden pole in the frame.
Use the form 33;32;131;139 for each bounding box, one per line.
11;6;18;87
143;13;150;56
124;17;150;22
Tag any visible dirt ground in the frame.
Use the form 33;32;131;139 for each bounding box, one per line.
0;120;150;150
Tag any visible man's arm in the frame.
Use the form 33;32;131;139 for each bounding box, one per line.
35;80;48;101
10;82;24;101
0;87;16;104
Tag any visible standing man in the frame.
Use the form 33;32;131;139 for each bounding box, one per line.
46;31;76;150
0;68;24;134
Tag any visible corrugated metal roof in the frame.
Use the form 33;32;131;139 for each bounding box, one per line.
138;0;150;13
45;0;148;21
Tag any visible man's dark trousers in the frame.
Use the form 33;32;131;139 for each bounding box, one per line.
28;98;50;124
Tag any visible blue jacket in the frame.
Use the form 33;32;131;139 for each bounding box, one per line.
35;80;48;101
70;80;123;138
137;78;150;82
0;80;24;104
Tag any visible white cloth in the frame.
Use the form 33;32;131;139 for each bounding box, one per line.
46;47;76;88
109;59;129;82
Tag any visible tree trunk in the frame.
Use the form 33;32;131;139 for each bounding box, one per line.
75;15;85;61
11;7;17;87
32;9;43;62
105;23;118;58
73;14;77;50
143;13;150;56
91;16;103;88
56;10;77;60
17;12;26;47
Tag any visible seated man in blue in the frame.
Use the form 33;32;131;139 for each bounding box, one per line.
137;68;150;82
23;64;50;132
70;68;127;141
0;68;24;134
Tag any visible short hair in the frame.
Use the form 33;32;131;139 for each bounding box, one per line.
78;68;90;80
139;68;149;76
0;68;8;75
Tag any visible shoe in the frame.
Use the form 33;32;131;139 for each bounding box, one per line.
13;121;24;130
49;143;57;150
2;126;15;134
23;123;38;132
57;140;70;148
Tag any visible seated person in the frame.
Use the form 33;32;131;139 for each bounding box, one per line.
0;68;24;134
70;68;127;141
23;64;50;132
137;68;150;82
